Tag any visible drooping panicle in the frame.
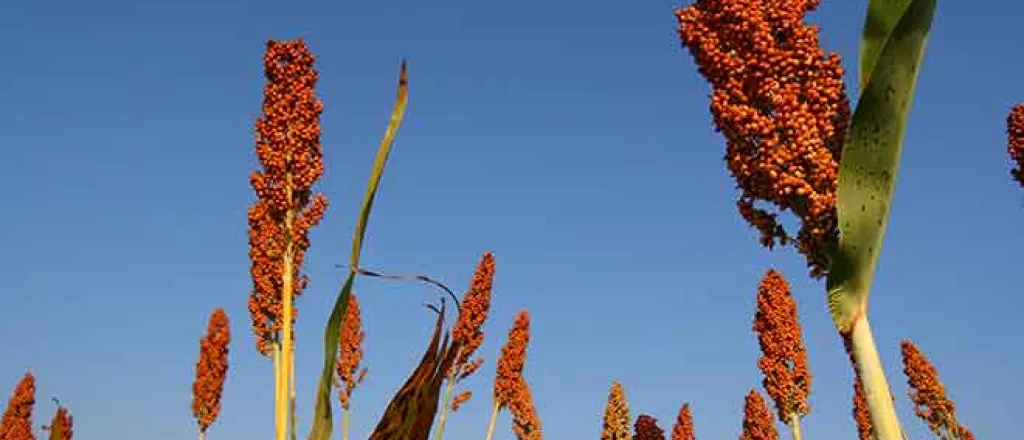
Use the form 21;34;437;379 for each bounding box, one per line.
1007;103;1024;186
247;38;329;355
671;403;695;440
675;0;852;278
192;308;231;434
900;341;974;440
494;310;541;440
739;390;779;440
633;414;666;440
753;270;811;423
601;382;633;440
335;292;368;410
0;373;36;440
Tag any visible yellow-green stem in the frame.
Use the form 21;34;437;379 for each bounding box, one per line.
199;430;206;440
483;401;500;440
278;171;296;440
274;342;283;440
790;414;803;440
342;408;351;440
433;375;458;440
849;314;903;440
290;354;297;440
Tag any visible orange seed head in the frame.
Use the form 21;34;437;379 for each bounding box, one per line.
1007;103;1024;186
671;403;695;440
900;340;972;440
740;390;779;440
634;414;666;440
601;382;632;440
0;373;36;440
335;292;367;410
191;308;231;432
753;269;811;422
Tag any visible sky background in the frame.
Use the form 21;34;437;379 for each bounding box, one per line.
2;0;1023;438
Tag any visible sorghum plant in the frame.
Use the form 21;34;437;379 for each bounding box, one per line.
43;404;72;440
191;308;231;440
670;403;694;440
335;292;367;440
752;270;810;440
601;382;633;440
485;310;541;440
634;415;666;440
434;252;496;440
246;38;328;440
676;0;938;437
900;341;974;440
1007;103;1024;186
0;373;36;440
739;390;779;440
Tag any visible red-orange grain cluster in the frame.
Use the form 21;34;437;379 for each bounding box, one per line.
1007;103;1024;186
841;335;872;440
753;270;810;423
450;391;472;412
335;292;367;410
0;373;36;440
192;308;231;433
451;252;496;379
900;341;974;440
740;390;779;440
671;403;695;440
45;406;73;440
675;0;851;278
634;414;666;440
247;38;329;355
494;310;542;440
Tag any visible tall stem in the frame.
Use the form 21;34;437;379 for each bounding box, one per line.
483;402;500;440
290;352;297;440
274;342;283;440
433;376;457;440
342;408;351;440
199;430;206;440
849;314;903;440
789;414;803;440
278;170;296;440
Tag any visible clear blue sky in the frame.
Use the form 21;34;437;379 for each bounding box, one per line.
2;0;1022;438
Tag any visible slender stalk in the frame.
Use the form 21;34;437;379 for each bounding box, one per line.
199;431;206;440
433;374;458;440
278;170;296;440
274;342;283;440
849;315;903;440
483;401;500;440
342;408;351;440
290;353;297;440
790;414;803;440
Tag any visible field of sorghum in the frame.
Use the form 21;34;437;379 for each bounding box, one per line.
4;0;1023;439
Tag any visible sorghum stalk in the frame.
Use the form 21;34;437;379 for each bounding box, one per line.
436;252;496;440
752;270;811;440
0;373;36;440
247;38;328;440
192;308;231;440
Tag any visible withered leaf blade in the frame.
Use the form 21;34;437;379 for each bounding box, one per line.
368;302;461;440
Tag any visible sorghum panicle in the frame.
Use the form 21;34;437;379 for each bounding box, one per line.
247;38;329;355
900;340;974;440
634;414;666;440
335;292;367;410
601;382;632;440
740;390;779;440
192;308;231;433
0;373;36;440
451;252;496;379
675;0;851;278
1007;103;1024;186
450;391;472;412
494;310;541;440
753;270;811;422
45;406;73;440
671;403;695;440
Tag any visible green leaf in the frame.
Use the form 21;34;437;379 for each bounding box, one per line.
306;61;410;440
858;0;914;89
827;0;936;331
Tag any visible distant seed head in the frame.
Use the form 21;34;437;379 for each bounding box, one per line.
900;340;973;440
634;414;666;440
601;382;633;440
753;269;811;423
675;0;851;278
451;252;496;379
335;292;368;410
0;373;36;440
740;390;779;440
1007;103;1024;186
493;310;541;440
450;391;472;413
671;403;695;440
192;308;231;433
248;38;329;356
44;406;73;440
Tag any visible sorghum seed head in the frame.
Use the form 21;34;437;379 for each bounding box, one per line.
1007;103;1024;186
753;269;811;422
0;373;36;440
671;403;695;440
901;340;972;440
740;390;779;440
634;414;666;440
336;292;367;410
601;382;632;440
191;308;231;432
